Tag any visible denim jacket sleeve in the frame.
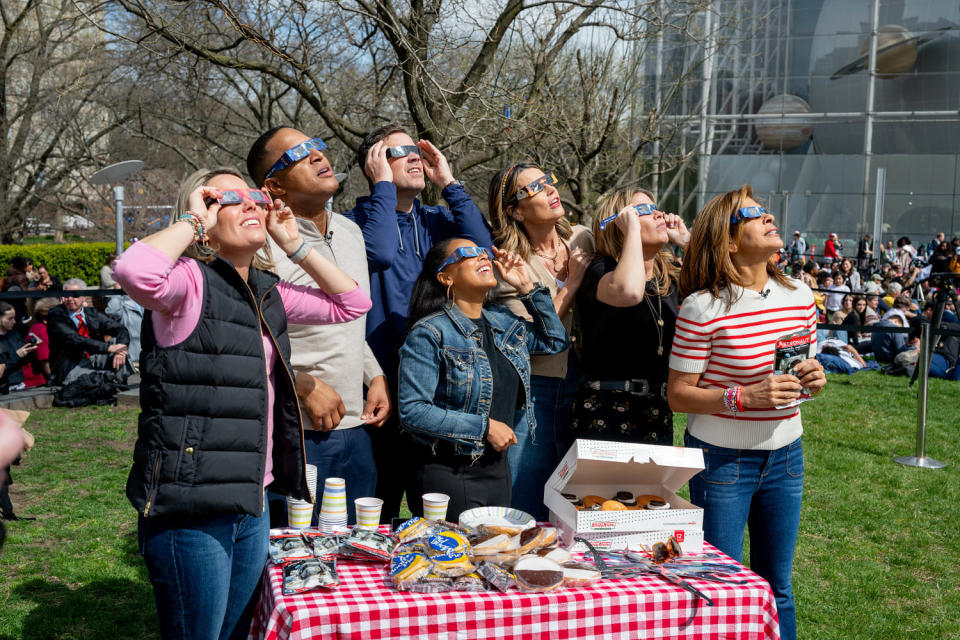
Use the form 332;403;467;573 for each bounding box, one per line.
397;322;488;446
519;286;570;356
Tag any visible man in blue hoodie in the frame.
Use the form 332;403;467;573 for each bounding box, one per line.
343;123;493;519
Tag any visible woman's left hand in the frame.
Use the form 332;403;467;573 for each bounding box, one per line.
492;246;533;295
793;358;827;395
664;213;690;249
266;199;301;254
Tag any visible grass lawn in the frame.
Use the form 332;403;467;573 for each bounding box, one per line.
1;370;958;639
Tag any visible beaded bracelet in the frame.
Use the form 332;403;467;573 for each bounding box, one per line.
178;212;205;241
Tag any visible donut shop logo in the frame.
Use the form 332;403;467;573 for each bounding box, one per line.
591;521;615;530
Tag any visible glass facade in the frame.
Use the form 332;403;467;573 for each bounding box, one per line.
656;0;960;250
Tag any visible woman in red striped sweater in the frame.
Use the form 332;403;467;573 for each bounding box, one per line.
666;185;826;640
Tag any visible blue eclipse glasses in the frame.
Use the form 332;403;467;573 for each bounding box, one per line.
730;206;767;225
263;137;327;180
436;246;491;274
598;203;657;231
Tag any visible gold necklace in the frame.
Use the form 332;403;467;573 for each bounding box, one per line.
645;289;665;356
534;236;563;272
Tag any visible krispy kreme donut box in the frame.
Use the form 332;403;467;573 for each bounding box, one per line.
545;440;704;552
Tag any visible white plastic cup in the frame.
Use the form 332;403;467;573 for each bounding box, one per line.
355;497;384;530
287;497;314;529
305;464;318;503
422;492;450;521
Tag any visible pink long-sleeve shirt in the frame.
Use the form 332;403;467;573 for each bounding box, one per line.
113;241;372;488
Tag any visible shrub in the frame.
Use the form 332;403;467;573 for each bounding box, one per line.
0;242;123;286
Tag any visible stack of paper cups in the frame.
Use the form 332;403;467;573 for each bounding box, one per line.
422;492;450;521
286;497;313;529
354;497;384;530
305;464;318;503
319;477;348;534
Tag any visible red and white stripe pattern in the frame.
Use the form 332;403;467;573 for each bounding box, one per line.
669;280;817;450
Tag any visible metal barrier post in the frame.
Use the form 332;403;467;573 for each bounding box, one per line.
895;324;946;469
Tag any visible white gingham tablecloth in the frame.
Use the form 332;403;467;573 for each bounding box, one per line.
249;540;779;640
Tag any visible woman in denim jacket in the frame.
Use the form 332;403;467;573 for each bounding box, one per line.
398;238;569;520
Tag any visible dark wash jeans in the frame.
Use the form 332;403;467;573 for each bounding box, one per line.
138;509;269;640
685;432;804;640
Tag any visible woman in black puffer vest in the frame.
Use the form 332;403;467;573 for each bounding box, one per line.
114;167;371;640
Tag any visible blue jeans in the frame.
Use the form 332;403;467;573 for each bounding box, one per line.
930;353;960;380
268;426;378;527
685;432;804;640
138;510;269;640
816;353;859;374
508;360;579;521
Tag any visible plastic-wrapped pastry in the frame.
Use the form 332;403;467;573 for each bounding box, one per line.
452;573;487;592
406;579;454;593
282;558;339;594
312;534;344;560
430;550;477;578
342;528;396;561
395;517;432;542
470;534;513;555
513;556;565;592
425;531;470;556
477;561;516;593
269;531;314;564
389;552;432;589
561;561;602;587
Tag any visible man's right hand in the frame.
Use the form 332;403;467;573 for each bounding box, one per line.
296;372;345;431
486;418;517;452
365;140;392;185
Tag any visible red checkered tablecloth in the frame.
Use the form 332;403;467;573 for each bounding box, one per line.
249;541;779;640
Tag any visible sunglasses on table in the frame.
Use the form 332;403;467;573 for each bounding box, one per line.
263;137;327;180
203;189;272;207
598;203;657;231
507;172;559;204
644;536;683;564
435;246;491;274
730;206;768;225
386;145;421;159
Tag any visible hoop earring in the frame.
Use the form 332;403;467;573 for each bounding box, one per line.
446;282;455;303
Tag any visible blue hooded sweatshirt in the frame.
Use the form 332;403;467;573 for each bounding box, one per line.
342;180;493;385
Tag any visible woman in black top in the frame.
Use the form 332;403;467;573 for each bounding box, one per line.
573;188;689;445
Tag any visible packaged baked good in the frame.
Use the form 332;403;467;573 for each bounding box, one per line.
430;550;476;578
477;561;516;593
312;534;345;560
513;556;565;592
389;552;432;589
561;561;602;587
395;516;432;542
269;530;314;564
406;579;454;593
342;528;396;561
452;572;487;592
282;558;339;594
425;531;470;556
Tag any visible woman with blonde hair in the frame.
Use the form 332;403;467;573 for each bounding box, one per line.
667;185;826;640
113;167;371;640
487;162;592;520
572;187;689;445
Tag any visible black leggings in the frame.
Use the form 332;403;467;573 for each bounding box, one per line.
409;442;511;523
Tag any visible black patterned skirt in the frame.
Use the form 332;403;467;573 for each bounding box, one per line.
570;382;674;446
